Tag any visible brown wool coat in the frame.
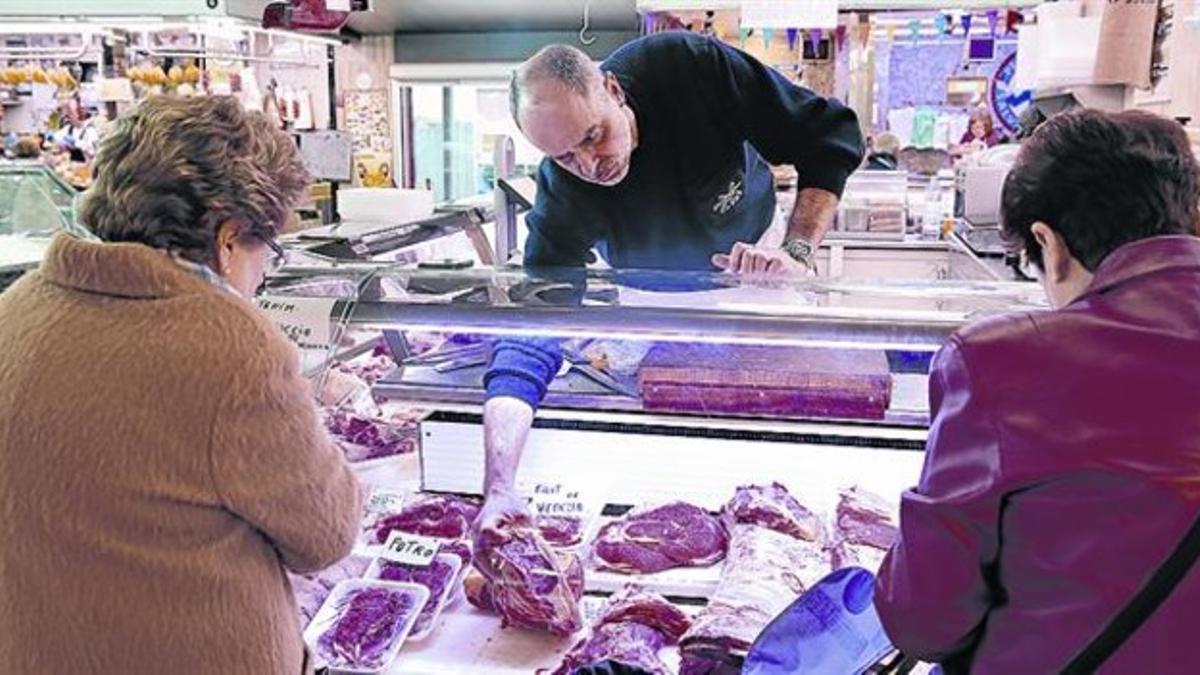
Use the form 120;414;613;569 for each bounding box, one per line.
0;234;362;673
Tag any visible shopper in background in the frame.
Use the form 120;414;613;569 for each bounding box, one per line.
0;95;361;673
12;134;42;159
475;33;864;549
53;94;100;162
952;109;1003;158
876;109;1200;673
865;132;901;171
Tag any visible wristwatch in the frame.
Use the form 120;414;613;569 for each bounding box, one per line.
781;237;816;269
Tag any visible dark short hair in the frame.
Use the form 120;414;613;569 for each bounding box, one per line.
79;96;309;263
1001;108;1200;271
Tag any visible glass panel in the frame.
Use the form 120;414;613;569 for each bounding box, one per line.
0;163;76;235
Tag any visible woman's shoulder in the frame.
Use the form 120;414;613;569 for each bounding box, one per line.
180;289;300;378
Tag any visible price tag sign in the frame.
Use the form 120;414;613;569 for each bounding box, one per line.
366;488;407;516
379;530;444;567
255;295;337;352
529;482;588;517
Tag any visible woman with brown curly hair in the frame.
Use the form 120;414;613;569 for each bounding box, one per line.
0;96;361;673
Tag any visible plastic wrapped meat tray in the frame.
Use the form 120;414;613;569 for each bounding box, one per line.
637;345;893;420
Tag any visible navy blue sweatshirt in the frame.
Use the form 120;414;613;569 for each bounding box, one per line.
485;32;865;408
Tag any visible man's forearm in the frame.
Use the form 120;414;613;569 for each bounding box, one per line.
483;396;535;496
787;187;840;246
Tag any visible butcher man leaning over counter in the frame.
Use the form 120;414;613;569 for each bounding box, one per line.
473;33;865;549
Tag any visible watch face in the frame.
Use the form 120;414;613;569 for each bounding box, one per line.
990;52;1032;135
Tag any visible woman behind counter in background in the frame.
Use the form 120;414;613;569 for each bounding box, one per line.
875;109;1200;672
951;109;1004;159
0;96;362;673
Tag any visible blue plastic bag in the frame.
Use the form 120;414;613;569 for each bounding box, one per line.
744;567;895;674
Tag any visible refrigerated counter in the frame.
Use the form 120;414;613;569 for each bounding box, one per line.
267;265;1042;673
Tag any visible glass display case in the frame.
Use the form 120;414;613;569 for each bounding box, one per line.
0;162;79;289
266;264;1045;489
265;264;1044;674
0;161;77;236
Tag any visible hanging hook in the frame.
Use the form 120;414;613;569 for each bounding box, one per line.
579;0;597;46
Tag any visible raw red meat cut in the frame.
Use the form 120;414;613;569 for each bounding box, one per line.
592;502;728;574
553;585;691;675
638;344;893;421
537;515;584;548
679;484;831;674
324;408;421;462
722;483;825;543
473;526;584;636
314;585;423;670
462;569;496;612
836;486;898;550
368;493;481;544
375;556;459;636
830;486;899;572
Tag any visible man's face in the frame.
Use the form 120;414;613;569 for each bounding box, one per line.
518;73;635;187
63;100;81;125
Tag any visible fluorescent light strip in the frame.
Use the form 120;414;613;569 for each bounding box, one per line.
352;321;943;352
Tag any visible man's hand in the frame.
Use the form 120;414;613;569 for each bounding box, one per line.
474;395;536;564
712;242;812;277
472;489;532;575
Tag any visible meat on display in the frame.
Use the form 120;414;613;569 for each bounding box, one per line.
553;585;692;675
472;526;585;636
830;486;899;572
592;502;729;574
721;482;826;543
836;486;899;550
637;344;893;420
367;493;482;543
679;484;833;674
536;515;586;548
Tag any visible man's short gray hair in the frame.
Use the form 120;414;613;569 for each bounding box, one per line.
509;44;598;128
79;95;309;263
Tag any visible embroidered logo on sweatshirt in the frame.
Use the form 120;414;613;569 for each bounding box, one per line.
713;177;745;215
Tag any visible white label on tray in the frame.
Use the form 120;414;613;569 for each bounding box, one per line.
255;295;336;352
379;530;443;567
367;488;407;515
529;482;587;517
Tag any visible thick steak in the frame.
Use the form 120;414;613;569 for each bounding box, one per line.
592;502;728;574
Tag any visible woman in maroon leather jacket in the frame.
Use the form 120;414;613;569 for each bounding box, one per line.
875;109;1200;673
